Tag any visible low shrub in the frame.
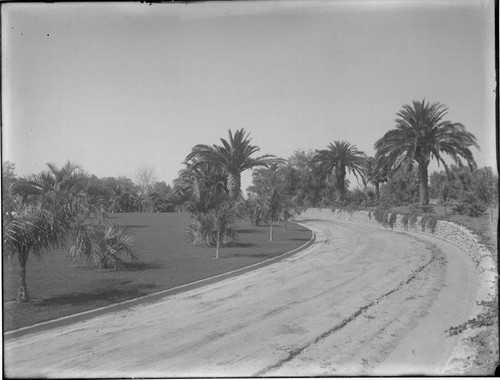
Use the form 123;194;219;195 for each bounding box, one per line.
373;208;386;226
409;214;418;229
420;214;438;234
388;212;397;229
401;213;410;230
420;204;434;214
452;203;467;215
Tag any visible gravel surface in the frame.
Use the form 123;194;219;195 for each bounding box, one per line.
4;220;480;377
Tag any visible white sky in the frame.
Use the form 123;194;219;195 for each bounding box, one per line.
2;1;496;192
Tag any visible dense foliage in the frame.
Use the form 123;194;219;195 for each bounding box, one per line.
3;99;495;303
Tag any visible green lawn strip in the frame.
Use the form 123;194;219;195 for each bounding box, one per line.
3;213;311;332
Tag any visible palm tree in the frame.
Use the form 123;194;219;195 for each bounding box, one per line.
315;141;366;199
70;222;136;269
185;201;238;259
4;161;108;301
363;156;388;204
173;158;228;213
3;201;69;302
186;129;279;199
374;100;478;206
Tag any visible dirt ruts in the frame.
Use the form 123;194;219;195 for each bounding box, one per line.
4;220;477;377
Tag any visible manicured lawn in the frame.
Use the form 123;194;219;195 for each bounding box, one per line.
2;213;312;331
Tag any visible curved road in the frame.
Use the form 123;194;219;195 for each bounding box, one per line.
4;220;478;377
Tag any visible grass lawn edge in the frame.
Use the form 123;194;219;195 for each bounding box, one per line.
5;224;316;341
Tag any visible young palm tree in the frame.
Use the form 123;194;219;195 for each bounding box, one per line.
363;156;388;204
3;202;69;301
5;161;108;301
70;222;136;269
186;129;279;199
185;201;238;258
374;100;478;206
315;141;366;199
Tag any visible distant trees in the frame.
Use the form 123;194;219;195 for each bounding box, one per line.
247;165;296;241
135;166;156;212
363;156;388;205
314;141;366;202
102;176;140;213
379;166;420;207
2;161;18;212
284;150;330;207
430;165;498;217
375;100;478;206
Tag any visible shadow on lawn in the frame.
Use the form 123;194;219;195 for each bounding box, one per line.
120;261;163;271
230;242;258;248
237;228;259;234
40;283;158;306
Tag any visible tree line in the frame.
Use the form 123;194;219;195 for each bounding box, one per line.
3;99;497;301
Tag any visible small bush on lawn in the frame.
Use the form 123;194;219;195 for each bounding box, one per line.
452;203;467;215
373;208;386;226
373;208;392;228
420;214;438;234
401;213;410;230
409;214;418;229
388;212;397;229
70;223;136;270
421;204;434;214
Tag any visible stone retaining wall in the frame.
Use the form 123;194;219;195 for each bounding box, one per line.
295;208;496;278
294;208;498;373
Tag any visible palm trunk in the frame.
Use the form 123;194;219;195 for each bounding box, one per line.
336;166;347;197
216;231;220;259
375;183;380;205
269;219;274;241
17;251;29;302
227;172;241;200
418;162;430;206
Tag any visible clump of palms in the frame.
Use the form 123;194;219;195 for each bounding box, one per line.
314;141;366;201
186;129;280;199
185;201;238;259
3;161;135;301
70;222;136;269
375;99;478;206
173;158;228;214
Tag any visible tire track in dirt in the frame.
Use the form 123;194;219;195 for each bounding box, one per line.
255;241;445;376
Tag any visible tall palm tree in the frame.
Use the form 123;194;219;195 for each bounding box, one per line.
5;161;108;302
315;141;366;198
185;129;279;199
363;156;388;204
374;100;478;206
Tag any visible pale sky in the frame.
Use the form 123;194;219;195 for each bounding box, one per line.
2;1;496;192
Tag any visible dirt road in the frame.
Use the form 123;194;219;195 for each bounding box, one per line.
4;220;478;377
